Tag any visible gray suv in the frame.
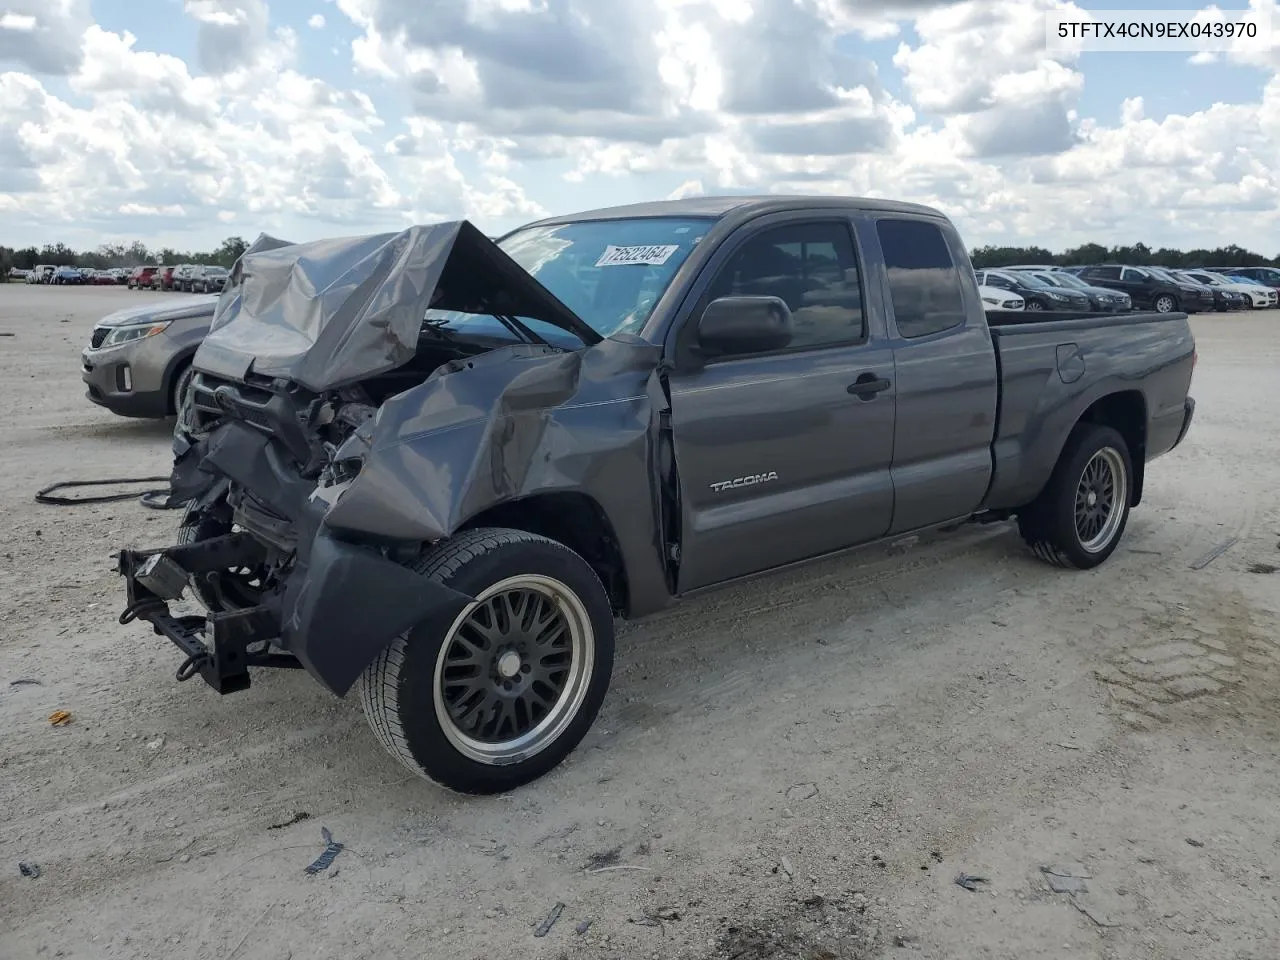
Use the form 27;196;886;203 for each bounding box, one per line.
191;265;229;293
81;295;218;421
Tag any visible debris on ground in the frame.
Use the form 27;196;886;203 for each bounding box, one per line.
268;812;312;830
583;845;622;870
303;827;344;875
1042;862;1092;879
1041;863;1122;926
146;736;165;751
1072;896;1121;928
1189;536;1238;570
775;856;795;879
1248;563;1278;574
1185;838;1205;848
785;782;819;802
954;873;989;892
8;678;41;687
19;862;42;879
574;919;592;935
1043;872;1088;894
48;710;72;726
533;902;565;937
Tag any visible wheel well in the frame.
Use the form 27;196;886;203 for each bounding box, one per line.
460;493;630;616
1078;390;1146;505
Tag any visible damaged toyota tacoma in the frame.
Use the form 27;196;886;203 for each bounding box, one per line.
115;196;1197;794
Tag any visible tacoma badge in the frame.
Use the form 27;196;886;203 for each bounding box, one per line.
710;471;779;493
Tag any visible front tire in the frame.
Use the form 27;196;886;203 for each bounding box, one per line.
1019;424;1133;569
358;527;615;795
1153;294;1176;313
1025;299;1046;311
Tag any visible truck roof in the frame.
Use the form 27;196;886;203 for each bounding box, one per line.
524;194;948;228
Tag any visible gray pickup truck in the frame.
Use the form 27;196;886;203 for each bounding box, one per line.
116;196;1196;794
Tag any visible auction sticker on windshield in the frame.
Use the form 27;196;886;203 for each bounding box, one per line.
595;244;680;266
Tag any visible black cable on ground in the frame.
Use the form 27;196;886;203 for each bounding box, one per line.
34;477;185;509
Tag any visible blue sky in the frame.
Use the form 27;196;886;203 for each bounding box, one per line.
2;0;1277;255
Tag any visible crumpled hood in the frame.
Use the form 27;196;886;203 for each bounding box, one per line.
193;220;600;393
97;295;219;327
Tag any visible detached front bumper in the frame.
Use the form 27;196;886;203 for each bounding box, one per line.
119;519;473;697
117;422;475;698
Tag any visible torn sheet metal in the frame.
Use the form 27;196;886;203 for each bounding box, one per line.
196;221;599;392
318;334;673;614
322;336;659;543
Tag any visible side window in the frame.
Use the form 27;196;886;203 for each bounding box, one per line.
1087;266;1120;280
1121;267;1147;281
876;219;967;339
706;221;864;349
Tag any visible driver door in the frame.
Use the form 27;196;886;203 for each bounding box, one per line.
665;216;897;592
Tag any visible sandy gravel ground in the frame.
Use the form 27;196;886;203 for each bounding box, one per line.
1;284;1278;960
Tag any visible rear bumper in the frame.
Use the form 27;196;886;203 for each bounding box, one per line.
1173;397;1195;450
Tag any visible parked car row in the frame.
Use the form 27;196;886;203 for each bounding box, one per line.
11;263;231;294
980;264;1279;313
126;263;229;294
17;265;131;285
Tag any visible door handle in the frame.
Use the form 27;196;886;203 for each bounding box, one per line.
848;373;892;399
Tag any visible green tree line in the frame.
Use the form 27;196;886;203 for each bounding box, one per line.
970;242;1279;269
1;237;249;273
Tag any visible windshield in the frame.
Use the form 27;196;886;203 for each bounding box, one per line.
427;217;712;340
1046;272;1088;290
1147;267;1180;282
1000;271;1049;289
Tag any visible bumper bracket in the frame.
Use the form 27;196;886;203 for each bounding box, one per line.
118;544;301;695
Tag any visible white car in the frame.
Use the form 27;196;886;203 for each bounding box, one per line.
1222;275;1278;309
1178;270;1274;309
978;283;1025;311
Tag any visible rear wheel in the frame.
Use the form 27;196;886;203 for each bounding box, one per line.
358;527;615;794
1019;424;1132;569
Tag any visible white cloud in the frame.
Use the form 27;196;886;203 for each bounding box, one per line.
0;0;90;74
0;14;37;31
0;0;1277;255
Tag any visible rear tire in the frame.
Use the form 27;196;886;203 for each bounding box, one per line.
358;527;615;795
1018;424;1133;570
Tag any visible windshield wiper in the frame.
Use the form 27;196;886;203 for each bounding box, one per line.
494;313;548;346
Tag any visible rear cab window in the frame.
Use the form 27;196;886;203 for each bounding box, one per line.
876;219;967;339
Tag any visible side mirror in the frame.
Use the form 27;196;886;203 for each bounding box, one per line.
697;296;793;357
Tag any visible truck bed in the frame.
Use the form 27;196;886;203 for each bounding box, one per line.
982;310;1196;511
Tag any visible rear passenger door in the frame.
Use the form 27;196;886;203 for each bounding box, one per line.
666;215;897;592
872;217;998;534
